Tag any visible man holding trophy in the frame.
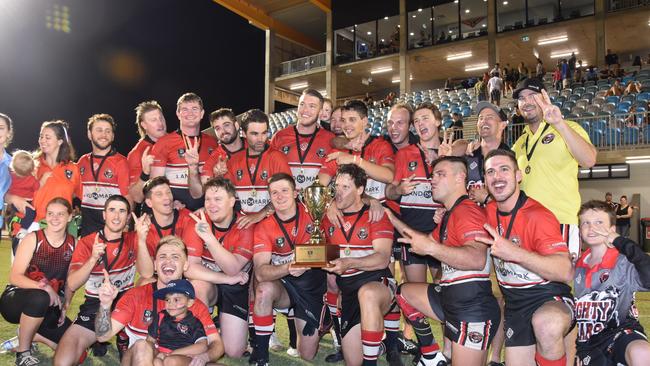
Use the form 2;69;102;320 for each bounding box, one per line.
324;164;396;366
249;173;331;366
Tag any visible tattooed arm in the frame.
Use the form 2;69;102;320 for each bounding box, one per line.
95;269;125;342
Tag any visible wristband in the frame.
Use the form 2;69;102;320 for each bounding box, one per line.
140;172;150;181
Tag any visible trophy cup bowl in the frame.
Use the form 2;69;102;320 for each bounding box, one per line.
294;179;339;267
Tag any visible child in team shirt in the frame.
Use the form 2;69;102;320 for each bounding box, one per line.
148;279;208;365
8;150;40;239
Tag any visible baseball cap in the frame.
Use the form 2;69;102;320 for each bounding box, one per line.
475;101;508;122
512;78;546;100
153;279;195;300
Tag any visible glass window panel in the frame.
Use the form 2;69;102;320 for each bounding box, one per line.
408;8;432;49
561;0;594;19
355;20;376;60
334;27;354;64
378;15;400;55
460;0;487;39
497;0;525;32
527;0;559;26
433;2;460;44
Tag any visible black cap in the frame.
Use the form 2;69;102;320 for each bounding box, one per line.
153;279;195;300
512;78;546;100
476;102;508;122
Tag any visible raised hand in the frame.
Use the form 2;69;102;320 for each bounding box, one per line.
533;89;564;126
98;269;119;308
433;207;446;225
91;233;107;262
132;212;151;242
438;130;454;157
189;211;215;243
397;174;418;196
141;146;154;175
475;223;519;262
418;143;437;165
397;227;435;256
589;225;619;248
466;137;481;156
212;156;228;177
183;136;200;168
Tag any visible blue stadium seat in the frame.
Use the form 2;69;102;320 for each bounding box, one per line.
593;119;607;131
589;129;603;146
604;127;621;146
621;95;635;104
461;107;472;117
605;96;620;105
637;92;650;103
623;127;639;145
580;121;590;132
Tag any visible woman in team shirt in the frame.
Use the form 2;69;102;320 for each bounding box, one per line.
0;198;77;366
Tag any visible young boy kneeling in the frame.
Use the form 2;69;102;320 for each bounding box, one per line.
575;200;650;365
148;279;208;366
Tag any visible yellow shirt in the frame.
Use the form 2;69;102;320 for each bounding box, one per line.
512;120;591;225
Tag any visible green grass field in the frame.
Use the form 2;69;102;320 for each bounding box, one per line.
1;239;649;365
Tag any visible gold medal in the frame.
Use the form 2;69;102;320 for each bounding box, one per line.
344;246;351;256
251;189;257;197
95;185;99;193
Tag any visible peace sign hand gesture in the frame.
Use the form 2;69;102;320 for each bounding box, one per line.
189;211;216;243
475;223;521;262
438;130;454;157
396;174;418;196
589;225;619;248
213;155;228;177
132;212;151;242
183;136;200;169
533;89;564;126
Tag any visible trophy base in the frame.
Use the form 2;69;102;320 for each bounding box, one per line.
293;243;339;268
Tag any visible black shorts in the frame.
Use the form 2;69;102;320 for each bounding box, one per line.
427;284;500;350
490;89;501;101
504;294;575;347
74;294;124;331
577;326;647;366
338;270;397;338
395;243;441;269
217;283;249;321
279;269;328;337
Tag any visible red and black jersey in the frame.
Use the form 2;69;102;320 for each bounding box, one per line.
112;282;217;347
126;136;155;185
201;140;246;180
70;231;137;298
393;144;443;232
253;205;313;266
151;131;225;209
320;136;394;202
485;193;571;303
430;197;494;315
183;212;254;272
224;147;291;214
144;208;194;258
76;150;130;234
270;126;334;190
324;205;394;278
25;230;76;295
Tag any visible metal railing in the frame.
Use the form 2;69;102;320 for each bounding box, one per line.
503;111;650;150
277;53;326;77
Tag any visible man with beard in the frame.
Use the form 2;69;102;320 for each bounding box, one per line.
127;101;167;205
476;149;574;366
223;109;291;220
465;102;510;205
249;173;329;366
76;114;130;237
511;78;596;259
150;93;224;211
322;164;397;366
54;196;147;365
394;156;499;366
329;106;344;136
183;177;254;358
189;108;246;198
94;235;225;366
270;89;335;190
140;176;194;259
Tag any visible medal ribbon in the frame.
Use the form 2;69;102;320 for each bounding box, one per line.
523;123;550;167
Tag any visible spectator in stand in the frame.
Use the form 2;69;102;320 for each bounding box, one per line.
363;93;374;106
624;80;642;96
553;65;563;91
505;63;517;96
605;49;619;69
615;195;634;237
574;60;584;83
568;52;577;80
609;64;625;79
475;74;488;102
633;55;642;71
536;58;545;79
451;112;464;140
586;66;598;82
606;79;624;97
518;62;529;82
605;192;619;212
444;78;453;91
560;59;568;86
511;106;525;125
488;72;504;106
382;92;396;108
490;62;500;76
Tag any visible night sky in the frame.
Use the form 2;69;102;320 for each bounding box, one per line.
0;0;265;156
